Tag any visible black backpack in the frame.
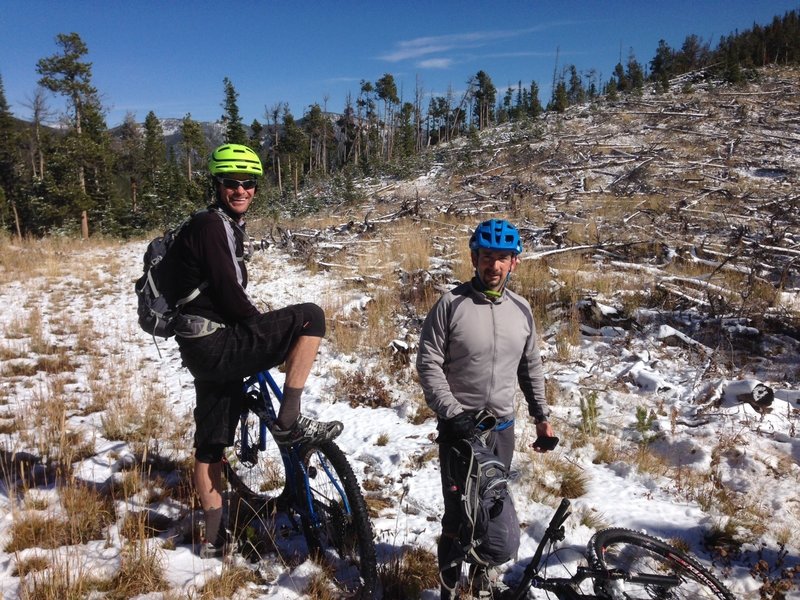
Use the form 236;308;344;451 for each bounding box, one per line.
134;214;206;340
445;418;520;567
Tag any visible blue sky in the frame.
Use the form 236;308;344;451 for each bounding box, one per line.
1;1;798;127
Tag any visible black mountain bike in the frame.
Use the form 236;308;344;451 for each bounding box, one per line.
222;369;377;598
501;498;734;599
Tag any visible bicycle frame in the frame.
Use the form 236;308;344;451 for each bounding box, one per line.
505;498;572;599
239;370;353;528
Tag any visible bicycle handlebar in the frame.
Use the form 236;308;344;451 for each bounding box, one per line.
505;498;572;600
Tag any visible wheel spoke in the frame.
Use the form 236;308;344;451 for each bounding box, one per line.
588;528;734;600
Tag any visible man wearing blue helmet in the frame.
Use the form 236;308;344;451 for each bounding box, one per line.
417;218;555;599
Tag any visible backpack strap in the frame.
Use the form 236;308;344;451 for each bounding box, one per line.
171;206;236;310
209;206;252;262
172;207;249;339
175;281;208;307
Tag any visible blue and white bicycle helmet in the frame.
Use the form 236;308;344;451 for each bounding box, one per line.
469;219;522;254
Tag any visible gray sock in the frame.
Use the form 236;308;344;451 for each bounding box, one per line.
277;386;303;430
204;507;224;545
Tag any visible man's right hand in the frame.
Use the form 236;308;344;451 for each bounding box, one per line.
438;412;475;443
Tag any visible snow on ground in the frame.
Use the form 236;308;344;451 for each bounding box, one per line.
0;240;798;599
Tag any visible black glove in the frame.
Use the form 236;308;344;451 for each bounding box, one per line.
437;412;476;443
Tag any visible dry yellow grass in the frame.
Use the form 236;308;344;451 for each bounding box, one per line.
17;560;104;600
0;235;122;284
99;541;169;599
379;546;440;598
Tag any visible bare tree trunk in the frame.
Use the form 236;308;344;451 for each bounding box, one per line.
28;144;38;179
11;202;22;241
415;76;423;153
81;210;89;239
24;88;50;179
323;95;329;175
131;177;138;212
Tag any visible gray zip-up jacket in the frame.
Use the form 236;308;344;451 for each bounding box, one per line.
416;278;548;422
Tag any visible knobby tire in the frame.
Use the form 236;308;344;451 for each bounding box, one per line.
587;528;735;599
224;409;288;502
295;440;378;599
222;410;291;561
224;423;377;597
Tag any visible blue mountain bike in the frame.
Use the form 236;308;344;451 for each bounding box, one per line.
222;370;377;598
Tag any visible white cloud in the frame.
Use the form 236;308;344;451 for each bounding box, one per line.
379;25;564;63
382;43;456;62
418;58;453;69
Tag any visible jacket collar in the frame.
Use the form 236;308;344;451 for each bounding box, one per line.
469;277;507;303
212;202;246;226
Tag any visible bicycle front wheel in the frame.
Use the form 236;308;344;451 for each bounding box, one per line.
587;528;734;599
296;440;378;598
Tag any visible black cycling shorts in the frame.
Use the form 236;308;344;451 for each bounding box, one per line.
179;302;325;455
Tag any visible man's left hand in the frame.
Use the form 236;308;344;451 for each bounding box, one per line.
532;421;557;453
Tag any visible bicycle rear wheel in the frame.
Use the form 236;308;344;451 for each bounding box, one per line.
587;528;734;599
224;408;288;513
295;440;378;599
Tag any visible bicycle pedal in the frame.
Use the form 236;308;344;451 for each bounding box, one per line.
198;540;236;559
239;446;258;465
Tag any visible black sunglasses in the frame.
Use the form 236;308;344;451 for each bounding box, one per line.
216;177;258;190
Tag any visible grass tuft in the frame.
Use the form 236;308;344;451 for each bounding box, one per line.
380;546;440;599
198;564;260;599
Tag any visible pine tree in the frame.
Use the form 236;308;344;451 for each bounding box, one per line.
336;94;357;167
650;39;675;91
394;101;417;159
36;32;107;236
626;52;645;92
675;34;710;73
36;33;97;136
304;104;333;175
566;65;586;105
473;71;496;129
549;80;569;113
177;115;207;211
0;74;21;237
248;119;263;151
143;111;166;184
358;80;378;166
266;102;285;190
375;73;399;159
500;86;513;123
279;108;308;200
613;62;629;92
140;111;168;224
80;98;115;223
528;81;543;117
115;112;144;212
180;113;207;181
221;77;247;144
427;96;450;144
